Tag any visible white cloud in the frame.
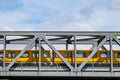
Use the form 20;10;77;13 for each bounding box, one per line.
2;26;15;31
62;23;94;31
110;0;120;10
87;9;120;30
0;0;120;31
0;10;36;31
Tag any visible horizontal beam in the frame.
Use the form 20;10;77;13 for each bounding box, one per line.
0;31;119;36
0;72;120;77
0;40;118;45
0;40;96;44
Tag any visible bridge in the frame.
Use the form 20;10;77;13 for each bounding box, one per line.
0;31;120;77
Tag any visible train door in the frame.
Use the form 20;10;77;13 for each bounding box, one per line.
42;50;50;64
64;51;68;63
101;51;109;64
113;51;120;65
7;50;15;63
63;50;72;64
68;50;73;64
76;50;86;64
32;51;39;63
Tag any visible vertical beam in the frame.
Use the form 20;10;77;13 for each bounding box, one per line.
78;37;107;71
74;35;77;71
35;41;37;50
41;36;74;71
66;36;72;50
3;35;6;70
109;37;113;72
7;37;37;70
38;37;41;71
66;43;68;50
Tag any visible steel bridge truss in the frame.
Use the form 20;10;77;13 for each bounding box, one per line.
0;31;120;77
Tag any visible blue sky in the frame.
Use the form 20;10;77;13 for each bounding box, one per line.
0;0;120;31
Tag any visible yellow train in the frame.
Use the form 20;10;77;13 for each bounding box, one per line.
0;50;50;64
53;50;120;64
0;50;120;64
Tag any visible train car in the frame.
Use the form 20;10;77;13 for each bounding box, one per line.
1;49;120;65
53;50;74;64
52;50;120;65
76;50;95;64
0;50;51;64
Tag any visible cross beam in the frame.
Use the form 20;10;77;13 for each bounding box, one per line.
41;36;74;71
78;36;107;71
7;37;37;70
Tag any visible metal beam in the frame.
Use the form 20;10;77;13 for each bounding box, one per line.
90;43;97;50
0;40;96;44
101;45;107;50
113;37;120;46
38;37;41;71
0;39;119;45
41;36;74;71
109;37;113;72
0;31;120;36
2;71;120;77
78;36;107;71
66;43;68;50
74;35;77;71
66;36;73;50
3;35;6;71
7;37;37;70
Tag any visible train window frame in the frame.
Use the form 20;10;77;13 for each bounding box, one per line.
101;52;109;58
32;52;38;57
21;52;29;58
8;52;15;58
76;52;85;58
114;52;120;58
64;52;72;58
0;52;3;57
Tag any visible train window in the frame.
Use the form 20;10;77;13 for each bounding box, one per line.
32;52;35;57
64;52;72;58
8;53;11;57
44;52;48;57
101;52;109;57
0;52;3;57
114;53;120;58
8;52;15;58
117;53;120;57
77;52;85;57
22;52;28;58
32;52;38;57
68;52;72;57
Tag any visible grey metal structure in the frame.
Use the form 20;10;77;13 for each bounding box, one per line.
0;31;120;77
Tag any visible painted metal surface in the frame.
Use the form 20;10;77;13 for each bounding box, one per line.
0;31;119;77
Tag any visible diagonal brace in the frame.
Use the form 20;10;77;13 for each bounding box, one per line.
41;36;74;71
113;37;120;46
7;36;37;70
101;45;107;50
78;36;107;71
